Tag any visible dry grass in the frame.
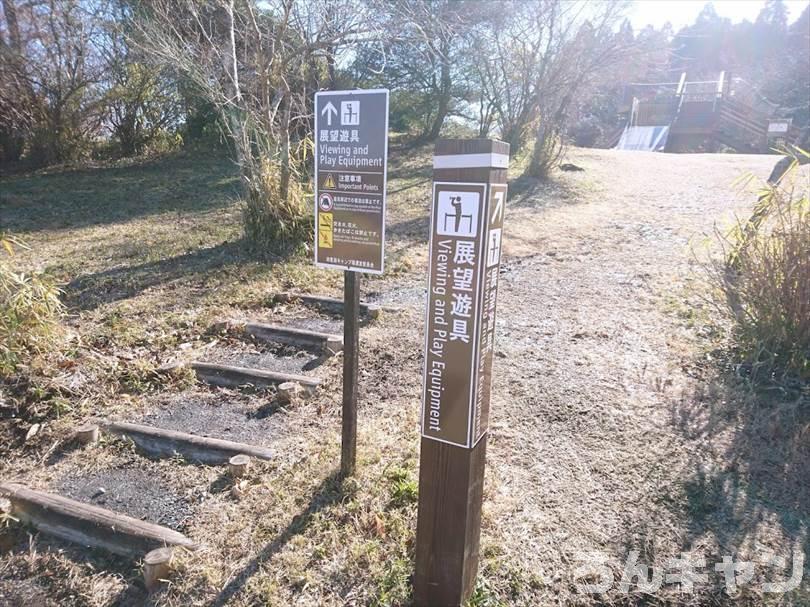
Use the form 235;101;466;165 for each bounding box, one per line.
242;158;313;258
711;161;809;385
0;234;65;374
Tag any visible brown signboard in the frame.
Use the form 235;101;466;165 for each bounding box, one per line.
314;89;389;274
421;179;507;448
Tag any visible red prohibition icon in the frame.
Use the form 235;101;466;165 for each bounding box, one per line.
319;192;334;212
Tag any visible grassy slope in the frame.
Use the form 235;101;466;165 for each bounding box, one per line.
1;151;346;349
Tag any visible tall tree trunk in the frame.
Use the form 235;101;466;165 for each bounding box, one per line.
526;95;572;178
526;121;549;178
428;60;451;139
224;0;249;195
2;0;30;161
427;41;452;140
326;46;337;88
500;122;524;153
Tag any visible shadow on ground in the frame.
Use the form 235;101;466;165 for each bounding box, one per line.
208;470;346;606
63;240;251;311
0;152;240;234
387;215;431;242
507;174;581;209
674;371;809;555
606;364;809;604
0;528;148;607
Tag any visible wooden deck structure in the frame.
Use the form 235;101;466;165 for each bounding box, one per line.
617;72;801;153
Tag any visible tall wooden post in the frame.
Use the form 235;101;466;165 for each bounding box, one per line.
415;139;509;606
341;270;360;477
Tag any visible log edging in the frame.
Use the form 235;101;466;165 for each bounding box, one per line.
103;421;274;464
189;361;321;390
0;482;196;558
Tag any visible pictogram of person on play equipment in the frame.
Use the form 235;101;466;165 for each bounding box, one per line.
444;195;473;234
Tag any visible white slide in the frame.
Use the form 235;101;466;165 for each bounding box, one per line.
615;125;670;151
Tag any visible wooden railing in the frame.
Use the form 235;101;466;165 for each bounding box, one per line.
673;101;717;130
621;72;787;151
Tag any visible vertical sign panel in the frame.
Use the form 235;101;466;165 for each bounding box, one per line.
314;89;389;274
471;184;506;445
421;181;507;448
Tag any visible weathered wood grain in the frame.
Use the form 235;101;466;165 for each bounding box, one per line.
241;321;343;354
0;482;196;558
103;421;274;464
414;437;487;606
274;291;392;319
189;361;320;390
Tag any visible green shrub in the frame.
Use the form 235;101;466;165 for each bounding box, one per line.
715;151;809;385
242;158;313;257
142;130;183;156
0;234;64;374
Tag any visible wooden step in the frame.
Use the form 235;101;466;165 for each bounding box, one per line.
189;361;320;390
239;321;343;354
103;421;274;464
0;482;196;558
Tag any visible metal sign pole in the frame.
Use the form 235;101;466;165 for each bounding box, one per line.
341;270;360;477
415;138;510;606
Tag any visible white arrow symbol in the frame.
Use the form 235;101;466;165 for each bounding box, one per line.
322;101;338;126
491;191;504;223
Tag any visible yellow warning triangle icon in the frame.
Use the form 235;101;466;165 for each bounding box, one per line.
324;174;335;189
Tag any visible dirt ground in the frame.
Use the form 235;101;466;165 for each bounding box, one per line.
482;150;808;604
1;147;807;606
